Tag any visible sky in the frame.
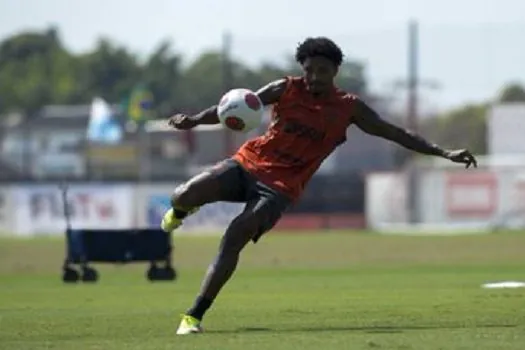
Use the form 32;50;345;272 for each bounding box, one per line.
1;0;525;113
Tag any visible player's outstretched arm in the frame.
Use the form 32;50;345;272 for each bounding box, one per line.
352;98;477;168
168;106;220;130
255;78;288;105
168;79;288;130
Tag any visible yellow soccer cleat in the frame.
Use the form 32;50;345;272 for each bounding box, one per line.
160;207;199;233
176;314;203;335
161;208;182;232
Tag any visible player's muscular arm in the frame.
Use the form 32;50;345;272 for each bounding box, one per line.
169;79;287;130
193;79;286;122
352;98;478;168
189;106;221;125
168;105;219;129
353;98;446;157
191;79;286;123
255;78;287;105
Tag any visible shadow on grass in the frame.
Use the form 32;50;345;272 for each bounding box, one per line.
208;323;518;334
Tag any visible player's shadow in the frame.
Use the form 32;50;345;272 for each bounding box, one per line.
208;323;517;335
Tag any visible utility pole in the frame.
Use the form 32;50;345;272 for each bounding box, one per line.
406;19;420;224
407;20;419;134
390;20;440;224
221;31;234;156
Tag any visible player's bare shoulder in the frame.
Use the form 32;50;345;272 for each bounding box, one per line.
336;88;359;102
336;90;361;124
255;78;289;106
340;91;363;110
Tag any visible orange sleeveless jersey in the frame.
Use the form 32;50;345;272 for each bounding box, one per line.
233;76;358;200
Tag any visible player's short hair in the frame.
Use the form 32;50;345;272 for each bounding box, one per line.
295;37;343;67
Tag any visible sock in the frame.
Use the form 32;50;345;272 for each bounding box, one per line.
186;295;213;321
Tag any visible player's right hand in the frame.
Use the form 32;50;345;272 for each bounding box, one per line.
168;113;198;130
444;149;478;168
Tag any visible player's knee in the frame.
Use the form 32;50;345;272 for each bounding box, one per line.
220;214;261;254
171;171;223;209
171;182;200;209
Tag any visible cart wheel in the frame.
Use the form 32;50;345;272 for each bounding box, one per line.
163;266;177;281
81;266;99;283
62;267;80;283
147;264;160;281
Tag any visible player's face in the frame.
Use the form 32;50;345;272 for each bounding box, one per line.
301;56;337;95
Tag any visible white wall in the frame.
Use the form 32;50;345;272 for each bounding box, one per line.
0;183;245;236
489;103;525;155
366;166;525;232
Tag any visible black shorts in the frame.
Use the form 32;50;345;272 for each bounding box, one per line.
208;158;290;242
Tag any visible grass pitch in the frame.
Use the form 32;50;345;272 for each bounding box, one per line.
0;230;524;350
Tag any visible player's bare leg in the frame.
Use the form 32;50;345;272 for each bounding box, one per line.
161;167;233;233
177;204;260;334
177;186;288;335
191;204;259;298
163;160;252;334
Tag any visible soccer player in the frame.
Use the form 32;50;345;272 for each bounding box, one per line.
163;37;478;334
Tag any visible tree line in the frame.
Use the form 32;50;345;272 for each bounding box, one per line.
0;27;366;117
420;83;525;155
1;27;524;155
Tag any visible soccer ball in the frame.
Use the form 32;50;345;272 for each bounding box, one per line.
217;88;263;132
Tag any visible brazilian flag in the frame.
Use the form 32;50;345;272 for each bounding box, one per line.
125;85;155;124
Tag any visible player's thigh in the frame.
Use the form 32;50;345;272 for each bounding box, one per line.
219;189;289;253
245;183;290;243
172;159;246;208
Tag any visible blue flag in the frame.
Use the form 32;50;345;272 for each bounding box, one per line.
87;97;123;143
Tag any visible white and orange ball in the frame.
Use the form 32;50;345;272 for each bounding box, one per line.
217;88;263;133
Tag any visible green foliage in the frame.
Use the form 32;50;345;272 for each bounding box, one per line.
420;82;525;156
0;28;368;118
142;40;180;116
176;51;225;111
423;104;488;155
0;28;67;113
335;60;366;94
498;83;525;102
78;38;142;104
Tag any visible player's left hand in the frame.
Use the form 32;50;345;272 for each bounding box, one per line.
168;113;198;130
444;149;478;168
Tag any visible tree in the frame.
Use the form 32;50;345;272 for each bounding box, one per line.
498;83;525;103
281;56;367;95
422;104;488;155
174;53;289;112
79;38;141;103
235;63;288;93
176;52;225;112
335;61;367;95
0;28;370;118
142;40;182;116
0;27;75;114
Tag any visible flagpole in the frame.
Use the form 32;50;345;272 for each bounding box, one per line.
139;123;151;182
127;85;154;183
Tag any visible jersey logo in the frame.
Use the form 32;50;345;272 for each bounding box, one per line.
282;118;325;141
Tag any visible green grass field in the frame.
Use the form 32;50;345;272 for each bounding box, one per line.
1;230;524;350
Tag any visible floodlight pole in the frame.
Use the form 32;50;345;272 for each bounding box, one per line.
407;20;419;224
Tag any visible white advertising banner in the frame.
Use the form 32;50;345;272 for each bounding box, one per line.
12;184;133;236
488;103;525;155
366;167;525;233
0;187;13;235
138;184;243;234
444;172;498;218
365;172;407;229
